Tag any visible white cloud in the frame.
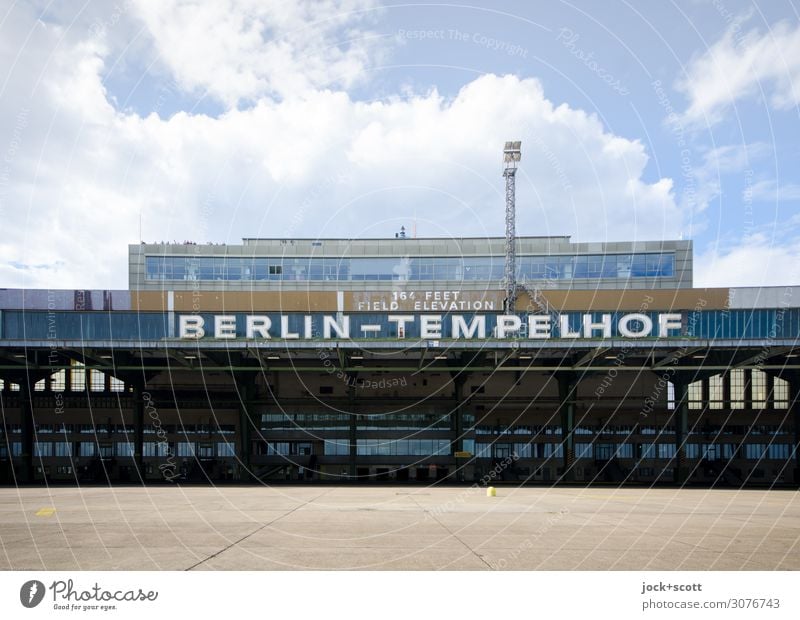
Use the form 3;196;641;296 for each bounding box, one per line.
0;2;684;290
677;19;800;125
131;0;385;107
748;179;800;202
695;231;800;287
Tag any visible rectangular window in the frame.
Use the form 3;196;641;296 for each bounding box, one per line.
79;442;96;457
323;440;349;456
543;444;563;458
71;360;86;392
575;443;593;459
658;444;676;459
177;442;194;457
514;443;532;458
730;369;745;409
745;444;766;460
34;379;46;391
267;442;289;456
216;442;235;457
54;442;72;457
688;380;703;410
143;442;169;457
640;443;657;459
110;376;125;392
116;442;134;457
752;370;767;409
667;381;675;410
90;369;105;392
766;444;790;459
708;375;723;409
34;442;53;457
773;376;789;409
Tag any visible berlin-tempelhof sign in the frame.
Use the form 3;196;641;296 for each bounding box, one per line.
178;313;683;340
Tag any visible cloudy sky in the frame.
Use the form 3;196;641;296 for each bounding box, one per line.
1;0;799;289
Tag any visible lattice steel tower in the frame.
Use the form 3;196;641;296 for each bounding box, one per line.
502;141;521;313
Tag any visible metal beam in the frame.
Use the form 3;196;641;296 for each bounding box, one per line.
652;347;705;368
733;346;795;367
573;347;611;368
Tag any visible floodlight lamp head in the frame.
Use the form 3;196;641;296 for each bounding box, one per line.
503;140;521;168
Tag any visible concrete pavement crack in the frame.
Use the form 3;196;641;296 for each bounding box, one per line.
410;496;495;570
184;489;332;571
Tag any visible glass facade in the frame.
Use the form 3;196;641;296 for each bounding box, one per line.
144;252;675;282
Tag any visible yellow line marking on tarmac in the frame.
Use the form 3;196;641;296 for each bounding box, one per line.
35;507;56;517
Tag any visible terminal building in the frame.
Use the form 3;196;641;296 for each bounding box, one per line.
0;235;798;486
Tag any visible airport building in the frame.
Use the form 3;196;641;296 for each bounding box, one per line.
0;235;798;486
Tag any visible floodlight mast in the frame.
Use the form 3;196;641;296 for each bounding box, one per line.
503;141;521;314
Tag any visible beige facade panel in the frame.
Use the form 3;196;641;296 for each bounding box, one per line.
134;287;731;312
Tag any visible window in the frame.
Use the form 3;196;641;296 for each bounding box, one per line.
116;442;134;457
79;442;96;457
766;444;791;460
51;369;66;391
54;442;72;457
217;442;235;457
34;379;46;391
514;443;533;458
688;380;703;410
143;442;169;457
323;440;349;456
773;376;789;409
730;369;745;409
197;443;214;458
34;442;53;457
90;369;105;392
177;442;194;457
575;443;593;458
640;443;657;459
708;375;723;409
146;253;675;282
667;381;675;410
751;370;767;409
543;444;563;458
99;443;114;458
267;442;290;456
745;444;766;460
71;360;86;392
658;444;676;459
110;376;125;392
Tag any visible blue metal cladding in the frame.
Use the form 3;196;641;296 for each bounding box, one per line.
1;309;799;341
1;311;170;341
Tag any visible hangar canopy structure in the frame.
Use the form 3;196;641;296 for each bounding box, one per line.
0;236;798;486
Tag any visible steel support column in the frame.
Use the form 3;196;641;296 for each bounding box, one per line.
237;374;257;481
557;373;576;482
132;384;145;478
21;379;35;483
673;380;689;485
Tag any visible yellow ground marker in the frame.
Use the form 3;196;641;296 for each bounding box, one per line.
35;507;55;517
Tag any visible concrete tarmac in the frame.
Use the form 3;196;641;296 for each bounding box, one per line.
0;486;797;570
